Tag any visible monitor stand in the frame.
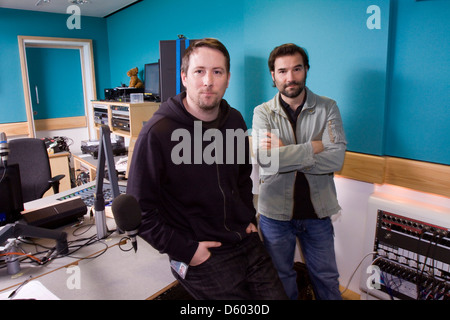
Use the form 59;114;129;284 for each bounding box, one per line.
93;125;120;239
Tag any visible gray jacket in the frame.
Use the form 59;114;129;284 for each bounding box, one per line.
252;87;347;220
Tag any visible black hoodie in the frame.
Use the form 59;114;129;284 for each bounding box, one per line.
127;92;256;264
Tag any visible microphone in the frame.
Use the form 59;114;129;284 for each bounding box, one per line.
111;194;142;252
0;132;8;167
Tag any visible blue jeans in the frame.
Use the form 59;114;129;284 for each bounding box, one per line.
259;215;342;300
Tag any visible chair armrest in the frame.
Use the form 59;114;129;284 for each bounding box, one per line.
49;174;66;194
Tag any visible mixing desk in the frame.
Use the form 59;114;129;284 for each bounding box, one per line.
57;182;127;208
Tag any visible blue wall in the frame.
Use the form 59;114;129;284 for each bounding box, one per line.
242;0;390;156
0;8;110;123
107;0;391;156
106;0;245;120
384;0;450;165
1;0;449;165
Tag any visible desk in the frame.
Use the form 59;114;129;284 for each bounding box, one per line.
0;184;175;300
73;152;99;182
73;152;124;182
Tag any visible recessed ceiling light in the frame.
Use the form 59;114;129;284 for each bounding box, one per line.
35;0;51;6
68;0;90;4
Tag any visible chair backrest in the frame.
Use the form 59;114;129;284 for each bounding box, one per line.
8;138;52;202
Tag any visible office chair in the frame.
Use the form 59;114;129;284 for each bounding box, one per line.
8;138;65;203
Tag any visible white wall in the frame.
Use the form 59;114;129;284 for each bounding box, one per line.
35;127;88;160
333;177;375;295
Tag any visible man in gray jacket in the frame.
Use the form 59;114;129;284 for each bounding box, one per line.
252;43;347;300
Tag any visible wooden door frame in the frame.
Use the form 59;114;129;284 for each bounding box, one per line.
18;36;97;138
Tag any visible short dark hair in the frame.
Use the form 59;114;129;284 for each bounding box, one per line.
181;38;231;74
268;43;310;72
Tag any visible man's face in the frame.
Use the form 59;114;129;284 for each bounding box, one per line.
181;47;230;111
271;52;308;99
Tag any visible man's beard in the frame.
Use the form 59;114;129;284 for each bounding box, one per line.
197;92;221;111
198;101;218;111
281;81;305;98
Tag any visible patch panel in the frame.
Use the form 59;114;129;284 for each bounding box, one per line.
360;192;450;300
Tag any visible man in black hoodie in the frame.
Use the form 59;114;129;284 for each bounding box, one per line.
127;38;287;299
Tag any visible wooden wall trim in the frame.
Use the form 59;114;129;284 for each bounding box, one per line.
0;117;86;136
0;122;30;137
337;152;385;184
34;116;87;131
337;152;450;198
384;157;450;198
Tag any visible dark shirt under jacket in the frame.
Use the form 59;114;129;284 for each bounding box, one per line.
279;94;318;220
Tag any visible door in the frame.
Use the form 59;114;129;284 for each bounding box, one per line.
26;47;85;128
18;36;97;139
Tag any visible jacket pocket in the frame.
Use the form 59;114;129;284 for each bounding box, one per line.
327;119;346;145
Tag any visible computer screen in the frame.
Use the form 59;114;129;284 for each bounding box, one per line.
0;164;24;226
144;62;160;100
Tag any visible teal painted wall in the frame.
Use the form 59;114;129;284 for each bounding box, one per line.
1;0;448;165
106;0;390;156
106;0;449;165
242;0;390;156
0;8;110;123
384;0;450;165
106;0;245;119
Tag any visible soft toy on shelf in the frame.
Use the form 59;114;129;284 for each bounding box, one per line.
127;67;144;88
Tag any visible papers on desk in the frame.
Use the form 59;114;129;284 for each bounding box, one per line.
0;280;60;300
77;153;93;158
115;156;128;173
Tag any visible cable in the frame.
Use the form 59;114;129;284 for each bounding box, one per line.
1;224;116;271
340;251;376;296
58;234;109;260
118;237;134;252
0;252;42;264
0;159;7;183
72;222;95;237
418;231;444;300
379;270;392;300
417;230;438;299
415;228;426;299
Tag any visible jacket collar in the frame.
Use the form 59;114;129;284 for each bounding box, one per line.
270;87;316;117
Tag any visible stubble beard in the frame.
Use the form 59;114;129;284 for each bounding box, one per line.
281;81;306;99
197;92;221;111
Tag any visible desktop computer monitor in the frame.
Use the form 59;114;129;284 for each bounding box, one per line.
0;164;24;226
144;62;160;101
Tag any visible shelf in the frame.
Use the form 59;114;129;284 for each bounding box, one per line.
91;100;160;177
